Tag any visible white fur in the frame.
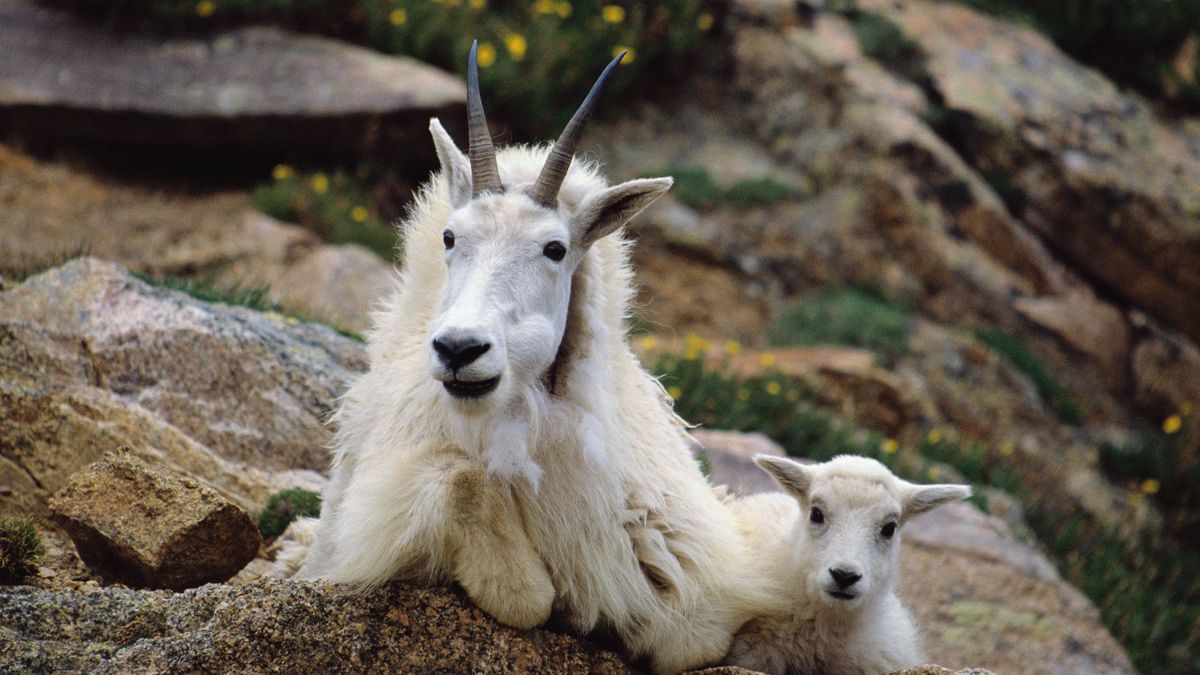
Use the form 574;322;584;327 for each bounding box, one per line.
724;455;970;675
279;119;772;673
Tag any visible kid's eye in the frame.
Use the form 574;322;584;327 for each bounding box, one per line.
543;241;567;262
881;522;897;538
443;230;456;250
810;507;824;524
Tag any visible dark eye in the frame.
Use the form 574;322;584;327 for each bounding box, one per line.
881;522;897;539
443;229;455;250
810;507;824;524
543;241;566;262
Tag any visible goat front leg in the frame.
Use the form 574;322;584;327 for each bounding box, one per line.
446;461;555;629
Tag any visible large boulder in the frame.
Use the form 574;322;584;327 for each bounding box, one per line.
0;257;360;519
0;1;465;162
49;454;261;591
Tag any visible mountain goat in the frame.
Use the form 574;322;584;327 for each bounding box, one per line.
723;455;970;675
281;44;769;673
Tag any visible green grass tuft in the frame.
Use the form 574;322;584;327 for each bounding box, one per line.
258;489;322;540
974;329;1081;424
852;11;929;83
724;176;796;206
0;515;45;583
768;288;912;362
639;165;796;211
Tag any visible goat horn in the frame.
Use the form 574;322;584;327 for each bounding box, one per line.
468;40;502;196
529;51;626;208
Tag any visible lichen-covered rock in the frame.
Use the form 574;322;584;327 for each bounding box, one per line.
0;1;465;160
49;454;261;590
0;580;634;673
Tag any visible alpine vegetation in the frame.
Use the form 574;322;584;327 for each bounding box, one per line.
724;455;971;675
276;43;771;673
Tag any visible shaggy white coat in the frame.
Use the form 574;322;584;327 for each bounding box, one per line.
281;133;771;674
723;455;970;675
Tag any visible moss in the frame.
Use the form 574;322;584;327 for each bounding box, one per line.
258;489;322;539
638;165;797;211
768;287;912;362
0;515;45;583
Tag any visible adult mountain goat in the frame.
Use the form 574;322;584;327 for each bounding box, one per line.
281;44;768;673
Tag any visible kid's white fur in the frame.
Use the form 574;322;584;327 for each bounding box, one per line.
724;455;971;675
277;121;771;674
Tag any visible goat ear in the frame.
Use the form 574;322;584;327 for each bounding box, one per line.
430;118;472;209
573;177;672;248
753;455;812;501
902;483;971;520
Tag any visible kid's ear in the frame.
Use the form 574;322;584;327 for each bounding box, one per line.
573;177;672;248
753;455;812;501
430;118;472;209
901;483;972;521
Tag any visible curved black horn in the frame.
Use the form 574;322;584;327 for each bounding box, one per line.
468;40;502;196
529;51;626;208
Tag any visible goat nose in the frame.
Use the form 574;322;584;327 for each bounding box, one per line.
829;568;862;589
433;337;491;370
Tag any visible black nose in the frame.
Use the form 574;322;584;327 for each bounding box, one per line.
830;568;862;589
433;337;491;370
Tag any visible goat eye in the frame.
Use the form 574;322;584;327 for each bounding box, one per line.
543;241;567;262
443;230;455;250
881;522;897;539
809;507;824;524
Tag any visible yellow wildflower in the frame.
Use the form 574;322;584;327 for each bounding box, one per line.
639;335;658;351
272;164;294;181
555;1;572;18
1129;492;1144;509
476;42;497;68
737;388;750;402
195;0;216;17
601;4;625;23
613;45;635;62
667;385;682;400
1000;441;1015;457
697;12;714;31
1163;414;1182;434
389;8;407;25
927;466;941;481
505;34;528;61
534;0;555;14
685;333;710;352
469;0;486;8
723;340;741;356
759;353;776;368
881;438;899;455
684;347;701;361
927;429;942;444
310;173;329;195
350;206;369;223
766;381;782;396
1141;478;1160;495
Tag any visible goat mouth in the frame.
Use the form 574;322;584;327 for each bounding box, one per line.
827;591;857;601
444;376;501;399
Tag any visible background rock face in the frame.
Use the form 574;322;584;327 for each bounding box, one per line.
49;454;261;590
0;1;466;160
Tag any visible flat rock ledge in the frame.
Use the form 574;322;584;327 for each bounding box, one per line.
0;0;466;159
49;454;261;591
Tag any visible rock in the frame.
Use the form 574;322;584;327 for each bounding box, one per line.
859;0;1200;344
1013;292;1132;389
0;258;356;523
48;454;261;590
0;580;634;673
0;1;466;161
691;429;786;496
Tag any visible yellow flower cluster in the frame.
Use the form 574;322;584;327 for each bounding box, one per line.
350;206;369;223
1141;478;1160;495
389;8;407;25
723;340;741;356
1162;414;1182;435
195;0;216;17
881;438;899;455
612;45;636;62
272;164;295;181
926;429;943;444
765;381;782;396
477;42;497;68
534;0;572;17
505;34;528;61
667;385;682;400
758;353;776;369
697;12;714;31
639;335;658;351
310;173;329;195
601;4;625;23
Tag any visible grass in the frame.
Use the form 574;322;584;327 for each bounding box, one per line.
768;287;912;362
1099;411;1199;539
72;0;719;135
133;273;364;342
850;10;929;84
650;346;1198;674
258;488;322;539
0;515;45;583
974;329;1082;424
638;165;797;211
253;166;398;260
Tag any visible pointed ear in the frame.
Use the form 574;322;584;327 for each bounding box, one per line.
430;118;471;208
573;177;672;248
902;483;971;520
753;455;812;501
